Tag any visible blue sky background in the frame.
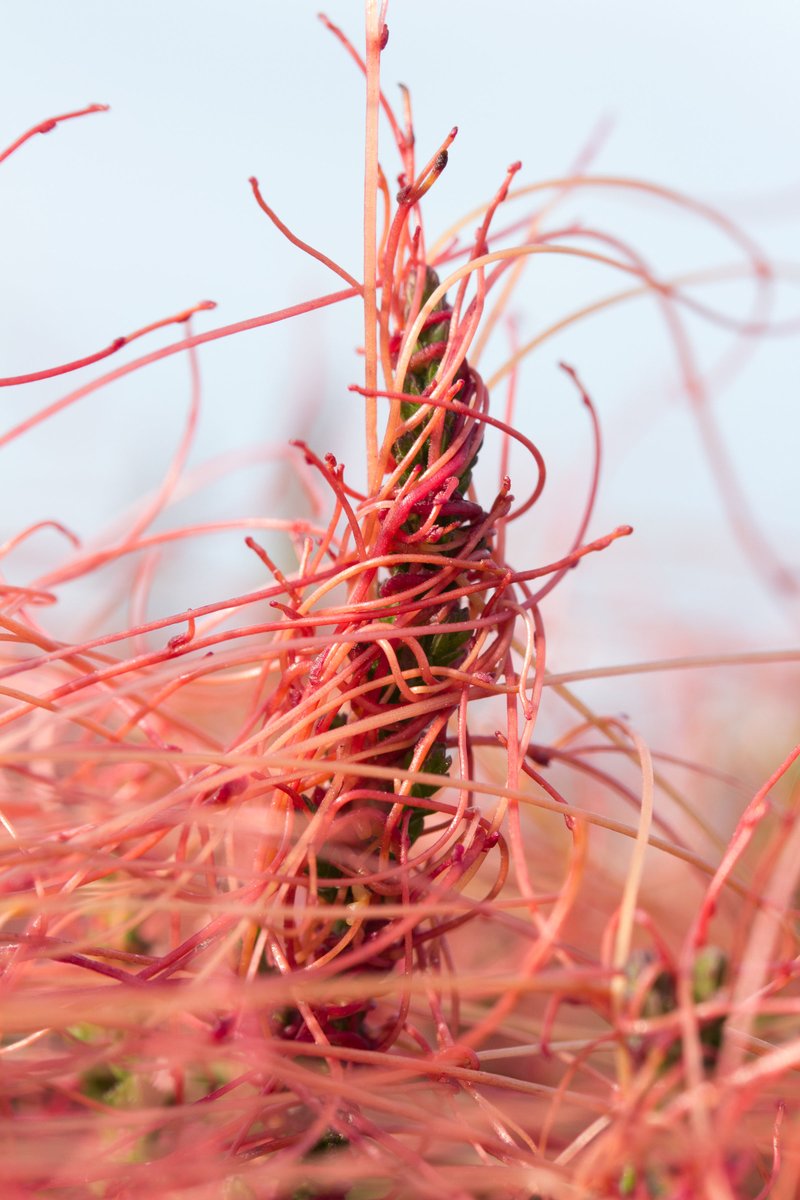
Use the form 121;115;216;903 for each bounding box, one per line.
1;2;798;719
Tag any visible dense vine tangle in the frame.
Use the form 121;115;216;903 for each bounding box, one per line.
249;164;538;1048
0;23;696;1200
0;86;626;1195
3;9;798;1200
231;18;638;1180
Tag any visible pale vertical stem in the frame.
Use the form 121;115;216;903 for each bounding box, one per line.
363;1;381;496
611;735;654;978
611;726;654;1092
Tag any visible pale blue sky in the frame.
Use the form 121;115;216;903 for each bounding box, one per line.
1;2;798;675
